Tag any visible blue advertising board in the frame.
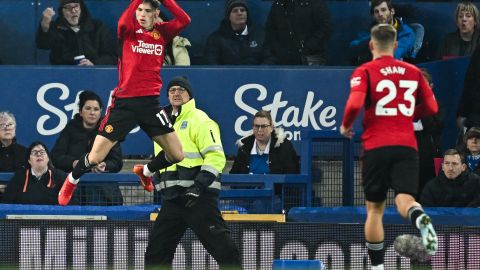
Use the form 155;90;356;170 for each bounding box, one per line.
0;66;351;156
0;59;468;156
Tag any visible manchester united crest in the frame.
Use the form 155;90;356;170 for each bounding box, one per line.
151;30;161;40
105;125;114;133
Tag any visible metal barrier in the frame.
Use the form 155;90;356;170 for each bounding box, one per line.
0;172;312;213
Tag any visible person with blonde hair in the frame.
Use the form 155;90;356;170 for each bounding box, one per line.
437;1;480;59
341;24;438;269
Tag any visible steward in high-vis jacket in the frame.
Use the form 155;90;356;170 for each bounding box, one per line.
145;76;241;269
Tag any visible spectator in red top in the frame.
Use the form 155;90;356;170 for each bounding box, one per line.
58;0;191;206
340;24;438;269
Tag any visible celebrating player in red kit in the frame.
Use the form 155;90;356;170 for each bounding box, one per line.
58;0;191;205
340;24;438;269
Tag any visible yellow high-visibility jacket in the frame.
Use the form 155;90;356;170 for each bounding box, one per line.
154;99;226;199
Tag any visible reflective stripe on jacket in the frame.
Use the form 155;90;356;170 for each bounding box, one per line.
154;98;226;197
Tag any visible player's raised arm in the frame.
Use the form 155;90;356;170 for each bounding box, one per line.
161;0;191;40
118;0;143;38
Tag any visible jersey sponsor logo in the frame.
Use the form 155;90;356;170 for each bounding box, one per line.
350;76;361;87
180;121;188;129
151;29;161;40
104;125;114;133
131;40;163;56
135;29;143;34
380;66;406;76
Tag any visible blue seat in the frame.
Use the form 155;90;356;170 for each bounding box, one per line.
409;23;425;58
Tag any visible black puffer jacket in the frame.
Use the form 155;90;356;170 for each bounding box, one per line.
51;114;123;173
204;18;265;65
0;139;27;172
230;128;300;174
420;170;480;207
263;0;331;65
36;0;117;65
3;167;66;205
457;44;480;127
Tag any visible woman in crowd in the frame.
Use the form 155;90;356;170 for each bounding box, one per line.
3;141;65;205
51;90;123;205
230;110;299;174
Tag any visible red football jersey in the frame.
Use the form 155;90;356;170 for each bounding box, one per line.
113;0;190;98
342;56;438;151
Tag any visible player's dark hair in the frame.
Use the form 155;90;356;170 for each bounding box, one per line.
78;90;103;111
253;110;274;126
370;0;393;14
142;0;161;9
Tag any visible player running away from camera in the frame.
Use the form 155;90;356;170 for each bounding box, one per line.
340;24;438;269
57;0;191;206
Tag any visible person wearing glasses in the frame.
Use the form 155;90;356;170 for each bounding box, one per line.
146;76;241;268
36;0;117;65
0;111;27;173
2;141;67;205
230;110;299;174
420;149;480;207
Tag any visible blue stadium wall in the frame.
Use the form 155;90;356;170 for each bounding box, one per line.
0;0;473;65
0;57;469;156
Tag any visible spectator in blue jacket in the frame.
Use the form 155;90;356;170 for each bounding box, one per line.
204;0;265;65
349;0;416;65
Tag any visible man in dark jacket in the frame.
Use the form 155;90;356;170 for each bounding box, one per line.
36;0;117;65
263;0;331;65
204;0;265;65
421;149;480;207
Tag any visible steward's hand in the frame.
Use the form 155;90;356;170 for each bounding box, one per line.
183;184;202;208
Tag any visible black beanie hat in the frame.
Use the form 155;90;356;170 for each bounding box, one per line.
167;76;193;98
465;127;480;141
60;0;80;6
225;0;248;18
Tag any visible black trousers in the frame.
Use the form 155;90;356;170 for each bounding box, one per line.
144;196;241;269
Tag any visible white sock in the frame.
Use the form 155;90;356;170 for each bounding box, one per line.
143;164;154;177
372;264;384;270
68;173;80;185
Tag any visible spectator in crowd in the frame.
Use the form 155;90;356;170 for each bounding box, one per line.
0;111;27;172
2;141;66;205
349;0;417;65
51;91;123;205
204;0;265;65
415;68;444;198
263;0;331;65
147;76;241;268
36;0;117;65
457;41;480;133
437;2;480;60
230;110;299;174
458;127;480;174
157;13;191;66
420;149;480;207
